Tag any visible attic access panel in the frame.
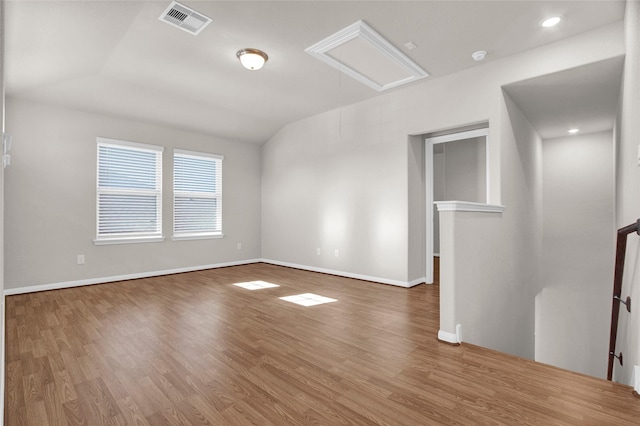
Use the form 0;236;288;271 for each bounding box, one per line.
306;20;429;91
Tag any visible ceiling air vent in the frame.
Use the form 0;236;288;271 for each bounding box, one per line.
159;1;212;35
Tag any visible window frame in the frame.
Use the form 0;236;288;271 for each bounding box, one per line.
172;149;224;241
94;137;164;245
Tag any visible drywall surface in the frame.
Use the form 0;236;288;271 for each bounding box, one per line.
443;93;542;358
435;137;486;203
536;131;614;378
433;136;487;253
433;151;444;253
407;135;426;282
4;98;261;290
263;24;621;356
1;0;6;415
614;0;640;386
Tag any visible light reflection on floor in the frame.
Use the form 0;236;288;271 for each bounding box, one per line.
233;280;280;290
279;293;338;306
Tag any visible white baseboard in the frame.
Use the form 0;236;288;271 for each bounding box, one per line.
4;259;262;296
438;324;462;344
260;258;423;288
4;258;425;296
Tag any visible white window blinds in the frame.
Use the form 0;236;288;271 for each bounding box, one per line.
96;138;163;242
173;149;223;237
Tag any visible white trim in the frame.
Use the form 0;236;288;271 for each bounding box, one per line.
94;236;165;245
171;233;224;241
435;201;504;213
425;138;434;284
426;128;489;145
3;259;262;296
174;148;223;161
633;365;640;393
438;329;460;344
305;20;428;92
96;139;163;241
408;277;427;287
3;259;425;296
438;324;462;344
425;127;490;286
260;258;422;288
96;137;164;152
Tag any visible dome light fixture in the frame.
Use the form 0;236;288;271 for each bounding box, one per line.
568;128;579;134
236;48;268;71
541;16;562;27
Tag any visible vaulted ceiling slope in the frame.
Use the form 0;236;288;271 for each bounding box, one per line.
4;1;625;144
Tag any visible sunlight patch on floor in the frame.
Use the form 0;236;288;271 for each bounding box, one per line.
279;293;338;306
233;280;280;290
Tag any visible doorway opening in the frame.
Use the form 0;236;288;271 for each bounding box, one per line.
425;127;489;283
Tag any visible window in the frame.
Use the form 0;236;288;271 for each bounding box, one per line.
95;138;163;244
173;149;223;239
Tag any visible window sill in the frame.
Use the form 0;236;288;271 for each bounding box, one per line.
171;233;224;241
93;236;165;245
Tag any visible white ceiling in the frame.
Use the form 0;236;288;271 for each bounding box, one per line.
503;56;624;140
4;1;626;144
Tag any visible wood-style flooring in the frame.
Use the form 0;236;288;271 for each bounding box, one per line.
5;263;640;425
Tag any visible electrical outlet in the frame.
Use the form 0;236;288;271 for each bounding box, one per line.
334;249;339;257
237;243;242;250
316;248;321;256
77;255;85;265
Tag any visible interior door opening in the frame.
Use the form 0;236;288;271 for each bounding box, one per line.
425;127;489;283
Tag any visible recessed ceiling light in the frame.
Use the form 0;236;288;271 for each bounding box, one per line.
568;128;579;134
472;50;487;62
541;16;562;27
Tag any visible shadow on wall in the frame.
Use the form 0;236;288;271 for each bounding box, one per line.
535;287;610;379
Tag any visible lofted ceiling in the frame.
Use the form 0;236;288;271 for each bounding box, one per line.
4;1;626;144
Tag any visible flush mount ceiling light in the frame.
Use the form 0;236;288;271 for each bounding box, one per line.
306;20;429;92
237;48;268;71
568;128;580;134
541;16;562;27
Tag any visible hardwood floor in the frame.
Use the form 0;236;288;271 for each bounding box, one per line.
5;263;640;425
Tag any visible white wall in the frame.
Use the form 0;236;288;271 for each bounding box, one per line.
262;23;622;357
1;0;6;420
536;131;614;378
261;103;411;282
408;135;425;282
435;137;486;203
433;136;487;253
4;98;262;291
443;92;543;358
614;0;640;387
433;151;444;253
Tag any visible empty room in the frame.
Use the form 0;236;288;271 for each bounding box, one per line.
1;0;640;424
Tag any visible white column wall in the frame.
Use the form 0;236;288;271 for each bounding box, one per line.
614;0;640;387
